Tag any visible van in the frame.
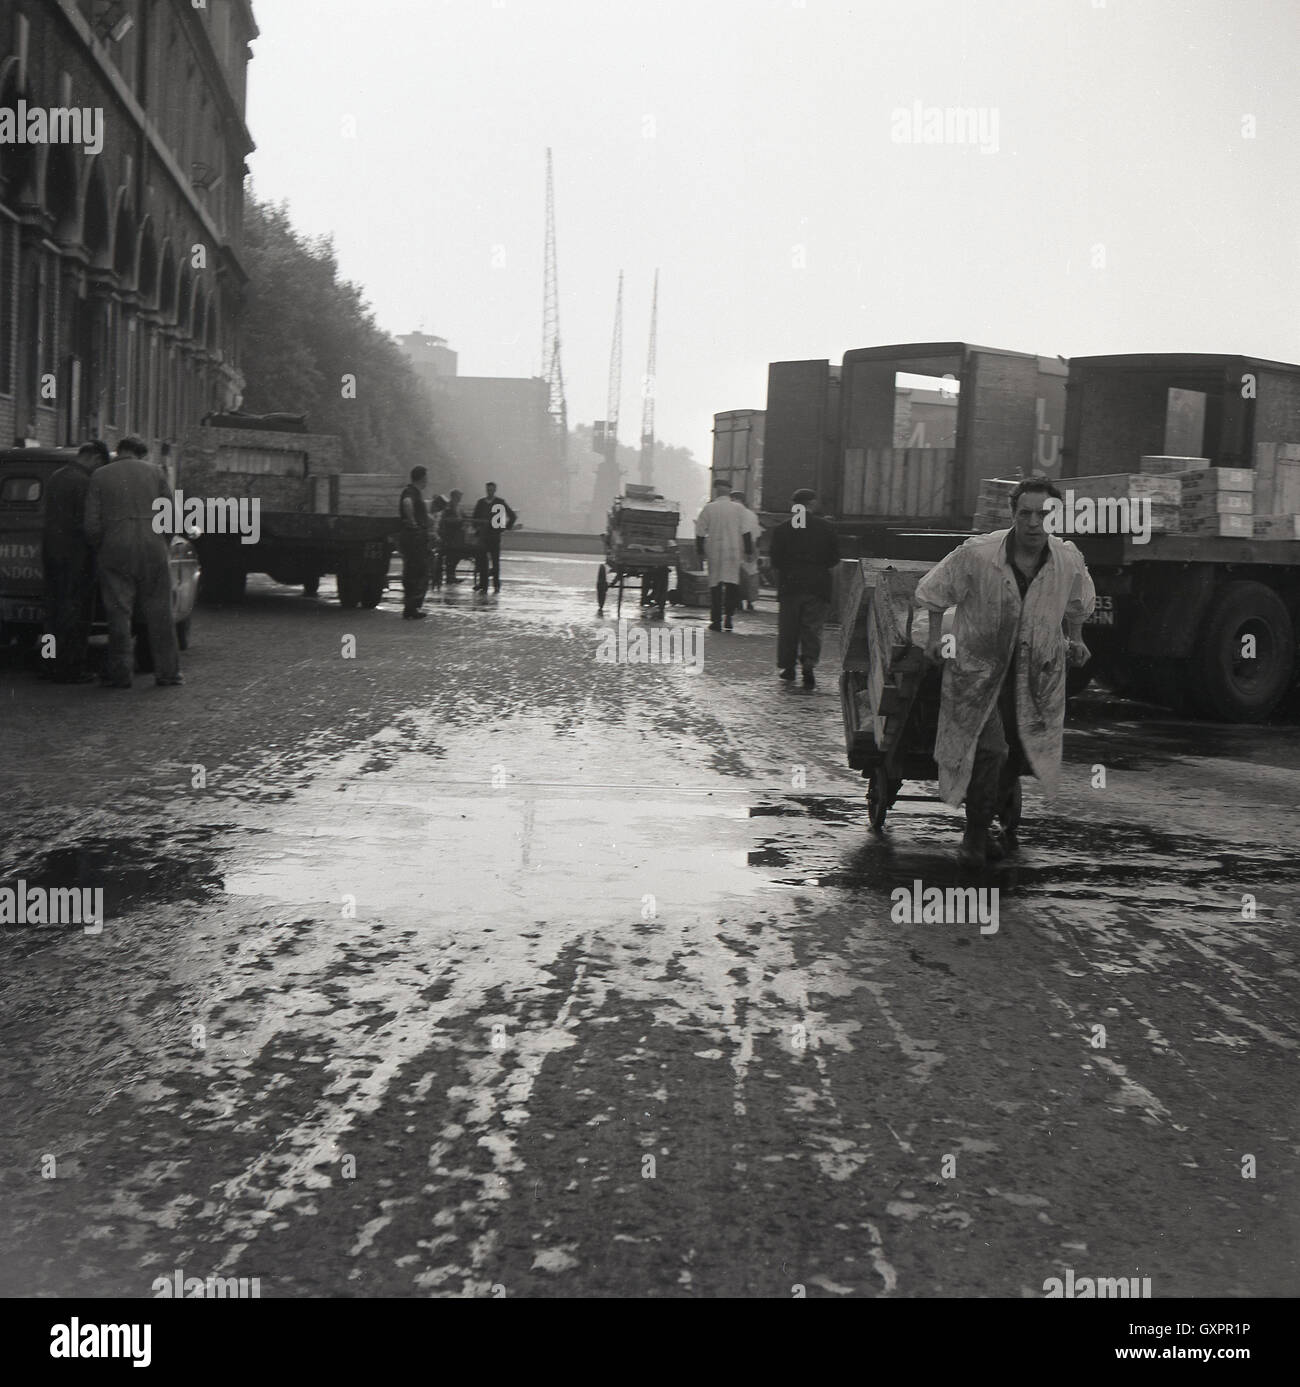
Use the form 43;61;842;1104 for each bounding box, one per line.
0;448;200;661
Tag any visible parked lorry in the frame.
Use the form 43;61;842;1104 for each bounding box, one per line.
176;415;397;609
711;409;765;509
748;343;1300;722
1057;353;1300;721
0;446;199;655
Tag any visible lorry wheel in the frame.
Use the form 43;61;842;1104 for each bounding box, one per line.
360;579;386;609
1190;580;1295;722
302;575;320;597
336;570;361;609
175;618;191;652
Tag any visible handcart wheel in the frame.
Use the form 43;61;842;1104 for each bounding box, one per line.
596;564;608;611
867;771;900;832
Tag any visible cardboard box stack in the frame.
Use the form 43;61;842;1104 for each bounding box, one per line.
971;478;1019;532
1176;467;1254;538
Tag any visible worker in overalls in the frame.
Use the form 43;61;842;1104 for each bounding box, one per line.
398;466;431;619
41;440;111;683
84;437;183;689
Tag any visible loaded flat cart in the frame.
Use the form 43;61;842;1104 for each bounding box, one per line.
597;485;680;619
839;559;949;831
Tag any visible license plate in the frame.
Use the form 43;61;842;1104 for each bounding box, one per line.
1085;595;1116;626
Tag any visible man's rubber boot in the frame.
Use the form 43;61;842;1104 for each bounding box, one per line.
958;826;987;869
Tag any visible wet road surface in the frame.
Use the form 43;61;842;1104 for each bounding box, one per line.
2;553;1298;1297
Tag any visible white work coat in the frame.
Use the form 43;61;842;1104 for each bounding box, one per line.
914;529;1095;806
737;505;761;579
695;496;748;587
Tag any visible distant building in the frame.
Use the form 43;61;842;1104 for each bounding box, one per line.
0;1;256;450
397;331;569;527
396;331;457;388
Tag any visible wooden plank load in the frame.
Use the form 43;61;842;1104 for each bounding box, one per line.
1056;472;1182;535
334;473;407;519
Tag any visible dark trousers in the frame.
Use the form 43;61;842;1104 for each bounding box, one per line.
777;593;829;671
710;582;740;627
399;533;430;614
966;666;1026;830
43;546;96;679
475;539;502;590
99;549;178;685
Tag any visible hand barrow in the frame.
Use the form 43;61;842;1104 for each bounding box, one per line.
839;560;947;831
597;493;680;619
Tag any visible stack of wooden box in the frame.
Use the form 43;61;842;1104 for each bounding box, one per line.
1176;468;1254;538
970;478;1019;532
334;473;407;518
1140;455;1209;474
1058;472;1183;534
1252;442;1300;540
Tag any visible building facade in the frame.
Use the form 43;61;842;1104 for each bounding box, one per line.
0;0;255;451
396;330;457;388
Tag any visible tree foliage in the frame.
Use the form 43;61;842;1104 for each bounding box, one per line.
239;194;451;480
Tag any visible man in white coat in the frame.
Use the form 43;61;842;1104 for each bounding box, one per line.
731;491;762;611
695;480;753;631
915;475;1094;866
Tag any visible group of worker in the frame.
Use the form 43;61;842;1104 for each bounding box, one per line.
694;480;842;690
41;436;183;690
397;469;518;620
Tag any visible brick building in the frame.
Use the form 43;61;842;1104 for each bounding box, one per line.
0;0;255;450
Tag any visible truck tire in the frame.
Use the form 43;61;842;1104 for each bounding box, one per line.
302;575;320;597
1190;580;1295;722
336;569;361;609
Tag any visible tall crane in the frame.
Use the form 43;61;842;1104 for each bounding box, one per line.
590;273;624;529
639;269;658;487
541;149;569;502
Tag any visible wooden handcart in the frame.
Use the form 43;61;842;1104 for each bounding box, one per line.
597;486;680;619
839;559;947;830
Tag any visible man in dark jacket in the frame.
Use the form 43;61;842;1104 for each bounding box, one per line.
398;466;431;619
471;482;517;593
85;437;182;689
768;487;841;690
41;440;111;683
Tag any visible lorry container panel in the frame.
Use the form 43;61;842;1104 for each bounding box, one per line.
711;410;765;509
762;360;840;514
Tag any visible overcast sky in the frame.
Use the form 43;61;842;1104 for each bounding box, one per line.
246;0;1300;468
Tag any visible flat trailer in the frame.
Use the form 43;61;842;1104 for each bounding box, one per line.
177;420;396;609
1060;354;1300;720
